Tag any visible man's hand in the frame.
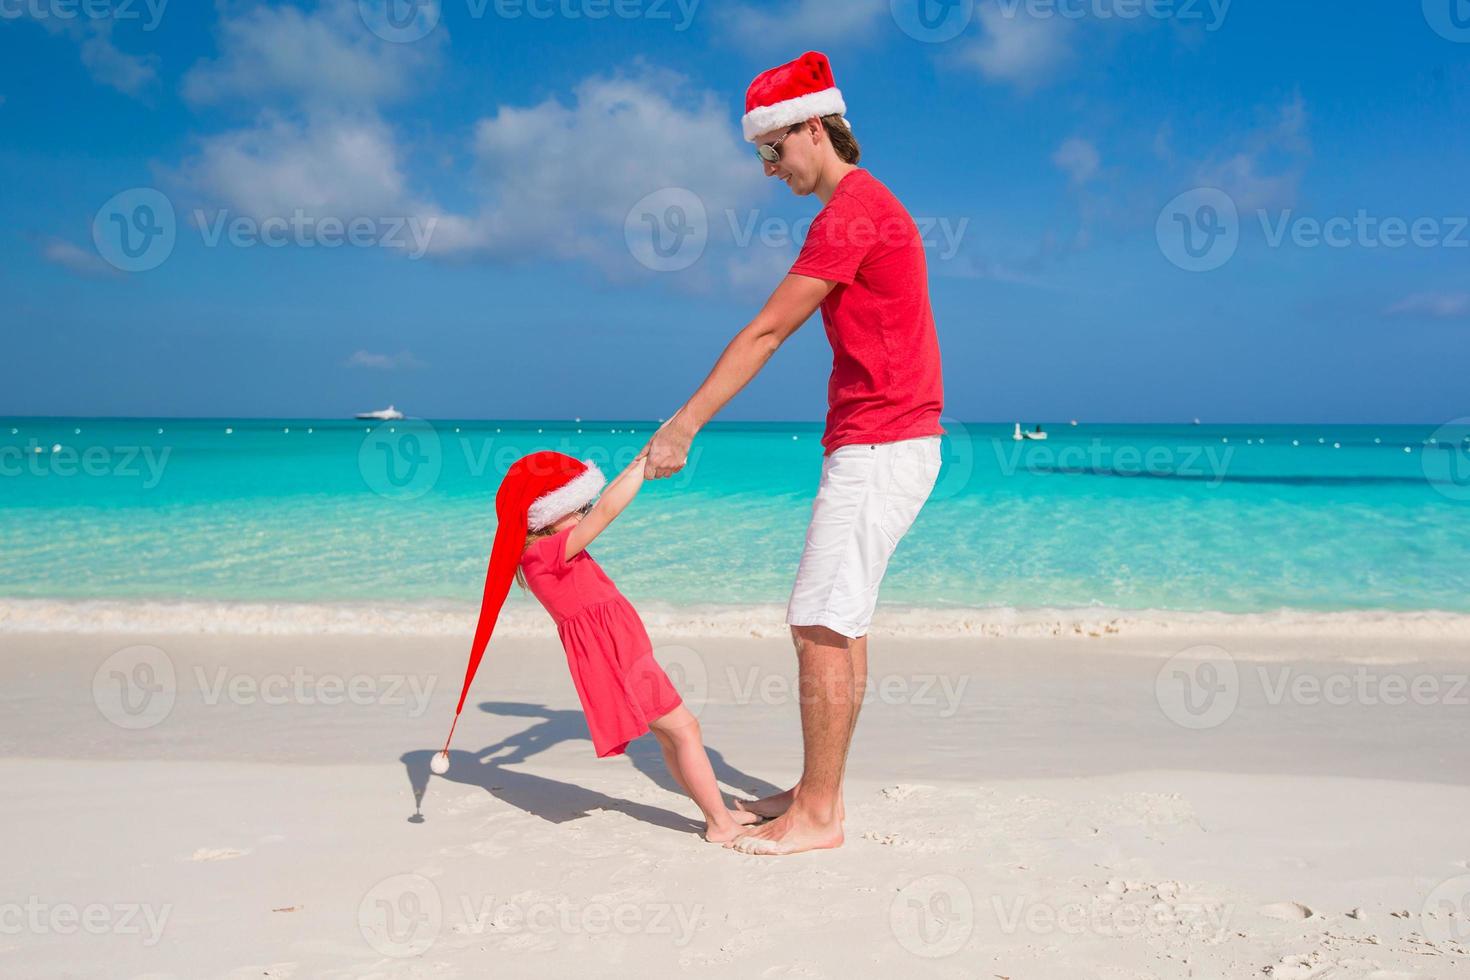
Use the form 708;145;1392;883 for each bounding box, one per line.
643;414;694;480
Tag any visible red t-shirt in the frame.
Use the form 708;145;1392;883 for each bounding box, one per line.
789;168;945;454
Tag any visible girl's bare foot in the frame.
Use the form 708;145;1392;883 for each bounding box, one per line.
735;786;795;819
703;808;762;842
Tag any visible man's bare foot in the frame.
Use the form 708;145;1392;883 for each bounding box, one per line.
735;785;845;821
703;808;762;843
723;807;843;855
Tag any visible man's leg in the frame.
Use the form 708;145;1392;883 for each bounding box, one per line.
738;632;867;821
726;625;852;854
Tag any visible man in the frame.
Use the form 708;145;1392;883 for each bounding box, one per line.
642;51;945;855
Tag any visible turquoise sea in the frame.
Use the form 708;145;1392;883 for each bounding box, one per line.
1;418;1468;617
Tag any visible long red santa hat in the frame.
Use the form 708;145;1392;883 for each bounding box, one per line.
431;451;606;774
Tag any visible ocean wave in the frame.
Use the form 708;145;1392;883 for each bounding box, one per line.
3;597;1470;640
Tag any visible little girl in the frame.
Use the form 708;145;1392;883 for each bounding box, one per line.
431;449;758;843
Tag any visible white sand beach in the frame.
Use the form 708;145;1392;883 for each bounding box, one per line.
3;620;1470;978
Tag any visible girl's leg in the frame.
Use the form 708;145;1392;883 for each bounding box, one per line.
648;705;760;842
651;727;693;798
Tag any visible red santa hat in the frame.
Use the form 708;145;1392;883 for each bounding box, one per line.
431;451;605;774
741;50;848;143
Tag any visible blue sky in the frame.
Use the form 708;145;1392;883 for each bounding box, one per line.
1;0;1467;423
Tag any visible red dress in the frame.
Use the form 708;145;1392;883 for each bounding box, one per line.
519;526;683;757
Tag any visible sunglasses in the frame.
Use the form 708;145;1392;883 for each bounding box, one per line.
755;125;803;164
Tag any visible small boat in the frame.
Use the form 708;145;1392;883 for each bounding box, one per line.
356;405;405;421
1013;422;1048;441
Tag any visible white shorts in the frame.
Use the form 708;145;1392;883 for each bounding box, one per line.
786;435;942;639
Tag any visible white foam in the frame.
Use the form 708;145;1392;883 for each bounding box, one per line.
2;597;1469;640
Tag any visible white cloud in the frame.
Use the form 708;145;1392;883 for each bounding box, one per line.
716;0;887;50
1192;93;1309;211
40;238;119;278
346;350;424;369
439;71;765;266
180;112;425;219
1052;137;1100;184
960;5;1074;89
183;0;440;109
1385;293;1470;320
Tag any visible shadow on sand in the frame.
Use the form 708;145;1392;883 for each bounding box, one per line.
402;701;782;834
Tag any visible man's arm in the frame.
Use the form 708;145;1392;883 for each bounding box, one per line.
644;273;834;478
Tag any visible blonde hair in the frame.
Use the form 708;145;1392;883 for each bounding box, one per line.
513;504;592;590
